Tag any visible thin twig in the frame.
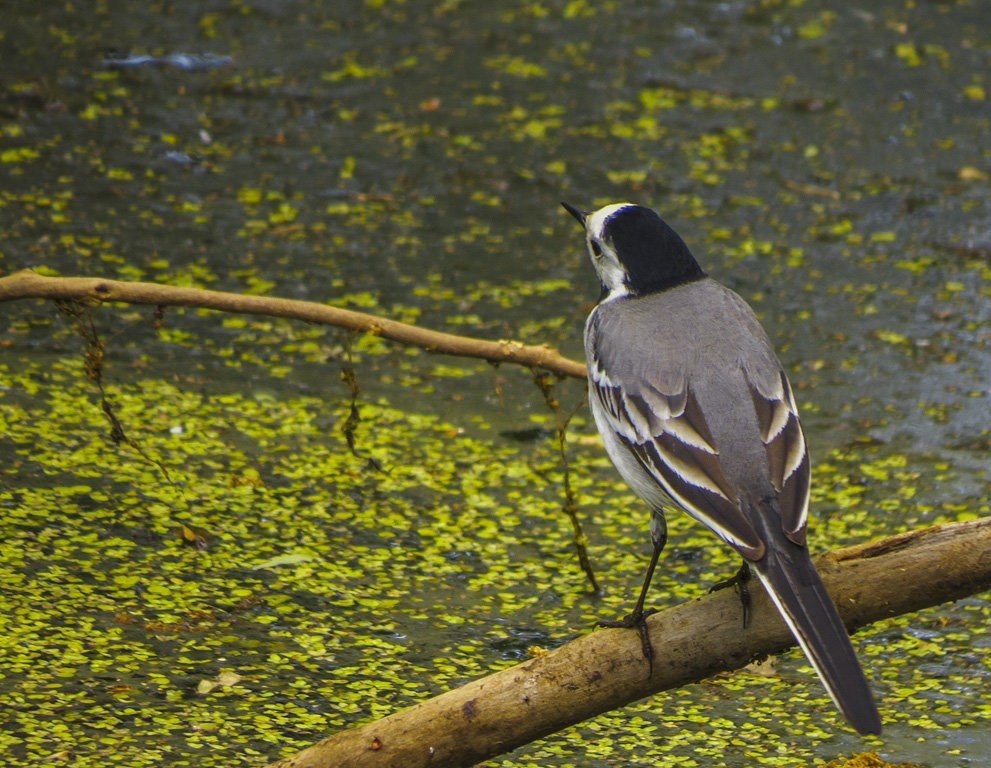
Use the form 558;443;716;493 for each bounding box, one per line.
53;299;173;483
340;330;383;473
0;269;586;378
532;369;598;593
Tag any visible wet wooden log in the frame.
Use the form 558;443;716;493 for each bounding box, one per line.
265;517;991;768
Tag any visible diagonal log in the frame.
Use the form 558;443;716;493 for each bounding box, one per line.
265;517;991;768
0;269;586;379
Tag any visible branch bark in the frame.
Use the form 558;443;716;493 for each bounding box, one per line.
0;269;586;379
265;517;991;768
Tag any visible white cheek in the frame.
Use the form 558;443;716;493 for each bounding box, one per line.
593;256;627;292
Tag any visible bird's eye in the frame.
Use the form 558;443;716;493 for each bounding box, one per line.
590;240;603;258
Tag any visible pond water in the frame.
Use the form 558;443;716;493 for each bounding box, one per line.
2;1;990;766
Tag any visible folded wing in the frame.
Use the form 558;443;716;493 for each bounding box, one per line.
589;357;765;560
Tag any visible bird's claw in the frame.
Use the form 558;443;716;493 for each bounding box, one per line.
708;563;752;628
597;608;659;677
595;607;658;629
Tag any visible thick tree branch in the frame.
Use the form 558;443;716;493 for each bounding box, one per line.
265;517;991;768
0;269;586;379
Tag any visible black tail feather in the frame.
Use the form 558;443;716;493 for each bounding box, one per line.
751;539;881;735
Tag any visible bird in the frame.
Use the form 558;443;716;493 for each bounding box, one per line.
562;201;881;736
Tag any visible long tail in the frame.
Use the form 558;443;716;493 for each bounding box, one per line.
750;531;881;735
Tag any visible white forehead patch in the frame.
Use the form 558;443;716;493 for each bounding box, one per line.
585;203;636;239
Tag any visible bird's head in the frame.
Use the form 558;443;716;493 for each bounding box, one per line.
562;202;706;301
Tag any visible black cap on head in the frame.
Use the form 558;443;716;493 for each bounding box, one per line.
603;205;705;294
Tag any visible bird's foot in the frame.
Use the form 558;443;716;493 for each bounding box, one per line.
708;563;752;628
596;607;659;629
597;608;659;676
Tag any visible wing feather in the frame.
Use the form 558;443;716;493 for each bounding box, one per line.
746;370;810;543
589;358;764;558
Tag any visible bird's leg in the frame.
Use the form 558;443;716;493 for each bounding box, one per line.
708;560;752;628
598;511;667;676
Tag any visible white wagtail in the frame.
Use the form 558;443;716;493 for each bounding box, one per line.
563;201;881;735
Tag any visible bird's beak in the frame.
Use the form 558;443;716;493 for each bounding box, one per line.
560;201;587;227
